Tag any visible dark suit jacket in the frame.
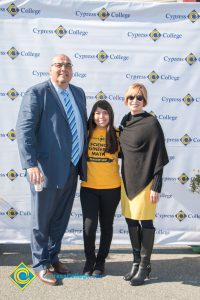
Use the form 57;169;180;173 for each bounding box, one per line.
16;79;87;188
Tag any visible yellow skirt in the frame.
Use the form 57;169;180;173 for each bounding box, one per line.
121;180;156;220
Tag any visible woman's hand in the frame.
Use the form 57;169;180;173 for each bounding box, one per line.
150;190;160;203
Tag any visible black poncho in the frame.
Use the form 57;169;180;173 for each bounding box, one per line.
119;111;169;199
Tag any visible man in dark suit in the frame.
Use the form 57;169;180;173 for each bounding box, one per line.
16;54;87;285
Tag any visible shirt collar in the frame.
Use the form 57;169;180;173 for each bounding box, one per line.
50;80;70;95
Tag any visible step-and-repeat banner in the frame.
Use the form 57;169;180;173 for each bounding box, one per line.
0;0;200;244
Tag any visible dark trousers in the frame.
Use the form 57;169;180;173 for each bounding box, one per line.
80;187;120;262
30;163;78;272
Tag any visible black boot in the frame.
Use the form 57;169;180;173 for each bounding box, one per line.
92;259;105;276
123;226;141;281
83;259;96;276
130;228;155;286
82;231;96;275
82;247;96;276
93;221;114;276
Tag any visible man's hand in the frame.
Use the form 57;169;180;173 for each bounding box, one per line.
150;191;159;204
27;167;44;184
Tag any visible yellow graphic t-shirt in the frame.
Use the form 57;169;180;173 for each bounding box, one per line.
81;127;121;189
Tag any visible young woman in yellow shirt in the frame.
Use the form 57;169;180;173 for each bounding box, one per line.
81;100;121;276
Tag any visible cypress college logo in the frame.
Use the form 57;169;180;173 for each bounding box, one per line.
149;29;161;42
0;47;40;59
185;53;197;66
0;87;25;101
96;50;109;63
6;207;18;219
6;169;18;181
180;134;192;146
0;169;25;180
183;94;194;106
161;93;200;106
7;3;19;17
55;25;66;38
163;53;198;66
147;71;159;83
175;210;187;222
6;3;40;17
76;7;130;21
178;173;189;185
9;262;36;290
33;25;88;37
0;197;31;219
127;29;183;41
7;47;19;59
74;50;129;63
98;8;110;21
9;130;16;141
7;88;19;100
187;10;200;23
86;91;123;101
0;129;16;142
95;91;107;101
165;10;200;23
165;134;200;146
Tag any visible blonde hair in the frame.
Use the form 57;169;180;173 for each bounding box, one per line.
124;83;148;107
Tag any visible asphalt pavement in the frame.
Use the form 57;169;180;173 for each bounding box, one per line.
0;244;200;300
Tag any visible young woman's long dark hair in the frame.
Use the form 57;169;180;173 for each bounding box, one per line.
88;100;118;154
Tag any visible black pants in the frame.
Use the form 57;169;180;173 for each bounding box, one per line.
80;187;120;262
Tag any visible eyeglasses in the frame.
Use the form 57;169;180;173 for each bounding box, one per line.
51;63;73;69
127;95;144;102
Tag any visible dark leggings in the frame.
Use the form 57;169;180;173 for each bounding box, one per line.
125;218;154;229
80;186;120;262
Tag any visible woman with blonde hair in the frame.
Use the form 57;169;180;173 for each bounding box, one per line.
119;83;169;286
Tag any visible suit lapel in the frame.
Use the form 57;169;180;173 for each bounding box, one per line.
47;80;69;123
69;84;86;122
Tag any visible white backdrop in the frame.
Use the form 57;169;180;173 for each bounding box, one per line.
0;0;200;244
